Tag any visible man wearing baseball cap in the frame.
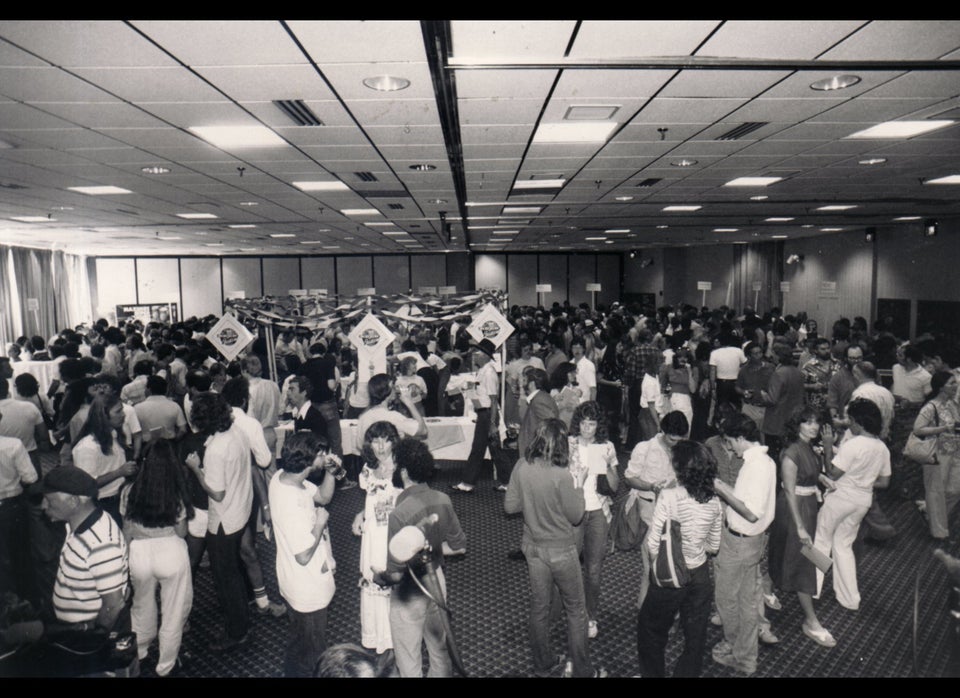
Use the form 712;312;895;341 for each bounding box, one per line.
41;465;130;635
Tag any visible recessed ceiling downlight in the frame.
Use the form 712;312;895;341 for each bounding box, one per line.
810;74;861;91
362;75;411;92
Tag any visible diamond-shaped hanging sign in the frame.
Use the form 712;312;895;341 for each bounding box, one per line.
467;303;513;349
206;313;255;362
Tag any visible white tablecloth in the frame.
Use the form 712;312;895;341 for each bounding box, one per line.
12;360;60;397
276;416;478;461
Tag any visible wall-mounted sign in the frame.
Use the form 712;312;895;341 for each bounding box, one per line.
116;303;179;325
818;281;839;299
535;284;552;293
780;281;791;293
586;283;602;292
696;281;713;291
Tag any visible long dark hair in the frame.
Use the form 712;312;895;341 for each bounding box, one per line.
672;440;717;504
361;420;400;468
525;418;569;467
125;439;195;528
569;400;610;444
76;392;120;455
783;406;821;446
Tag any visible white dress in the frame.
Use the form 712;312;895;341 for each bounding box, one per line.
358;464;401;653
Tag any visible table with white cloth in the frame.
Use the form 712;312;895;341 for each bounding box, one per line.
12;360;61;398
275;415;479;464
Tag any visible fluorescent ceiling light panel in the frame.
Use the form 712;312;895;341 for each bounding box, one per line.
270;233;296;238
293;180;350;192
772;235;788;239
925;174;960;185
492;231;518;235
724;176;783;187
158;236;181;240
502;206;541;214
845;120;954;139
382;231;409;236
514;179;565;189
228;224;256;229
816;205;856;211
765;217;794;222
821;227;844;232
713;228;739;232
365;222;394;227
68;186;132;195
300;241;324;244
342;208;380;216
605;229;630;234
189;125;285;148
663;205;702;212
10;216;52;222
585;236;607;241
204;243;224;247
176;212;218;219
532;121;618;144
894;216;922;221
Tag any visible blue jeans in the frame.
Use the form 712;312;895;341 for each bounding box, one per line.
714;526;764;672
285;606;327;677
637;562;713;677
523;541;594;678
315;400;342;458
574;509;609;621
389;576;452;678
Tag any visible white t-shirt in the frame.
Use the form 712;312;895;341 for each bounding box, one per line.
356;405;420;445
204;425;253;536
575;357;597;403
0;398;43;452
268;473;336;613
72;434;127;499
710;346;747;380
833;434;891;506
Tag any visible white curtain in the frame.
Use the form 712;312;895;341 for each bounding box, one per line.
51;250;93;330
0;247;24;351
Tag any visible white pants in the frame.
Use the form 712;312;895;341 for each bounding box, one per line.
666;393;693;437
130;535;193;676
814;488;869;610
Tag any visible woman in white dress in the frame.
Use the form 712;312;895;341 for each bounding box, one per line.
350;420;403;654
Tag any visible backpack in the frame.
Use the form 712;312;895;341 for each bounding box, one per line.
611;490;648;552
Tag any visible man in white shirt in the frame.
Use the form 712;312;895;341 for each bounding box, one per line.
712;413;776;676
0;378;47;478
892;345;932;405
184;392;253;653
570;337;597;404
452;340;511;493
356;374;427;445
269;431;338;677
710;333;747;416
222;377;286;618
241;355;282;469
624;411;688;607
0;421;39;602
133;375;187;445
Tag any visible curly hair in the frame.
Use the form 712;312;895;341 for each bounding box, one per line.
525;418;570;468
76;392;121;456
569;400;610;444
783;406;821;445
550;362;577;391
361;420;400;468
672;440;718;504
189;391;233;436
125;439;195;528
280;431;327;475
396;437;436;484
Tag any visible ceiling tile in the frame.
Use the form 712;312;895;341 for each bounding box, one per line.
450;21;576;60
697;20;867;59
0;21;177;67
571;20;721;58
131;20;307;66
288;20;427;64
72;66;227;102
194;65;337;102
660;69;791;98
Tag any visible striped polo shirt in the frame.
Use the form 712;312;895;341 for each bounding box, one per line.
53;508;129;623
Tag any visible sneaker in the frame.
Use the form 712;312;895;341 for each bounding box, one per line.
763;593;782;611
711;648;755;676
588;620;599;639
710;612;722;627
561;660;573;678
451;482;475;493
493;483;508;492
592;667;609;678
759;627;780;645
535;654;566;678
254;600;287;617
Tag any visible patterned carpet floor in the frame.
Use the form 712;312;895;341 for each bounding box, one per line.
126;453;960;679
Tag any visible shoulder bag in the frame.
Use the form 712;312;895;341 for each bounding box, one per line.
903;404;939;465
651;489;691;589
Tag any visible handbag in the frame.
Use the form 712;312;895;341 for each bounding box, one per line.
596;473;617;498
904;405;939;465
612;490;648;552
651;490;690;589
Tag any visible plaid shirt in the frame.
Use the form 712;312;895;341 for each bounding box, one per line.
623;343;662;384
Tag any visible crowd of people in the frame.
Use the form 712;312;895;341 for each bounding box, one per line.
0;297;957;677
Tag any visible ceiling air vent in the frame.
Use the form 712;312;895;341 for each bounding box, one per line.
354;172;378;182
273;100;324;127
388;203;405;210
635;178;662;188
0;182;28;190
715;122;768;141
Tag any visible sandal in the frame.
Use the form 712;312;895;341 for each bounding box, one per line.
802;623;837;648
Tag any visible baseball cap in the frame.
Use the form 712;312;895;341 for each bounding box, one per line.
43;466;98;498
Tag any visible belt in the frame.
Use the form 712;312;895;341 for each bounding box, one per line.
0;493;24;506
793;485;818;496
725;521;758;538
